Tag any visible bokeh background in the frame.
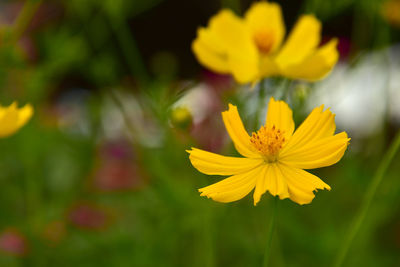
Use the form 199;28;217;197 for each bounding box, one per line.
1;0;400;266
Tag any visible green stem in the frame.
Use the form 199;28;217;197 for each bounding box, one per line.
254;80;267;129
10;0;42;44
263;197;278;267
333;130;400;267
107;90;138;141
106;13;149;86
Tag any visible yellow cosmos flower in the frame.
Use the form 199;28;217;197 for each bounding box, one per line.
187;98;350;205
0;102;33;138
192;1;339;84
382;0;400;27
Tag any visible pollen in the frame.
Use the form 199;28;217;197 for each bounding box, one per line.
253;30;275;54
250;125;285;162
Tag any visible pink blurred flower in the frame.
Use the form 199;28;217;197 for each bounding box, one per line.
201;70;234;92
91;140;147;192
0;228;28;257
67;202;110;231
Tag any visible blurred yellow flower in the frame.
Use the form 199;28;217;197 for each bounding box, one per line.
192;1;339;84
0;102;33;138
187;98;349;205
382;0;400;27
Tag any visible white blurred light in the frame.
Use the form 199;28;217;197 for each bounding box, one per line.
308;48;396;138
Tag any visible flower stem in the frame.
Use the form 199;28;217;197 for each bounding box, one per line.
333;129;400;267
254;80;267;129
263;197;278;267
106;12;149;86
10;0;42;44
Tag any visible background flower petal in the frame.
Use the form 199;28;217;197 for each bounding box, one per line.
204;9;259;83
0;103;33;138
275;15;321;69
192;30;230;73
244;1;286;52
17;104;34;128
187;148;263;176
281;38;339;81
227;54;260;84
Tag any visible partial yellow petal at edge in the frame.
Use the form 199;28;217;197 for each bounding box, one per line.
187;148;263;176
0;102;33;138
17;104;34;128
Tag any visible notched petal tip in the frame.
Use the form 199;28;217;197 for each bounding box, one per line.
227;103;236;110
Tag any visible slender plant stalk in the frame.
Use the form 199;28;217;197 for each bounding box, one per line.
107;90;138;142
9;0;42;44
263;197;278;267
106;13;149;85
333;130;400;267
254;80;267;129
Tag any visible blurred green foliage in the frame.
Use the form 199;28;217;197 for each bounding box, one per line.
0;0;399;266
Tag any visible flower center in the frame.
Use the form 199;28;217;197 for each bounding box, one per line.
253;30;274;54
250;125;285;162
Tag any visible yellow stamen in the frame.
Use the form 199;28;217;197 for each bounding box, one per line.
253;30;274;54
250;125;285;162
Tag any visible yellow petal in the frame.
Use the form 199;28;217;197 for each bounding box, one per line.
227;53;259;84
199;165;262;203
253;165;269;205
275;15;321;69
192;29;230;73
0;102;33;138
192;9;259;83
277;163;330;205
17;104;34;127
244;1;286;52
259;56;280;78
281;38;339;81
208;10;258;83
222;104;261;158
208;10;254;54
279;132;350;169
253;163;290;205
269;163;290;199
265;97;295;140
281;105;336;153
187;148;263;176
